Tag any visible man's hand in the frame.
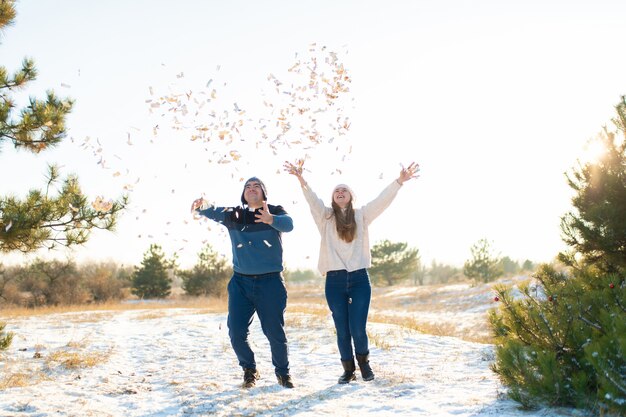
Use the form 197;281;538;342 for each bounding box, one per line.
255;201;274;225
190;197;206;213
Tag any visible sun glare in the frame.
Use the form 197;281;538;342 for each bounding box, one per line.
580;139;607;165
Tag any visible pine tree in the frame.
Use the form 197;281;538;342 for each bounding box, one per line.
489;97;626;415
560;96;626;274
131;244;174;299
500;256;520;275
522;259;536;271
428;260;460;284
369;239;419;286
0;1;127;253
0;321;13;351
179;244;232;296
490;265;625;411
463;238;502;283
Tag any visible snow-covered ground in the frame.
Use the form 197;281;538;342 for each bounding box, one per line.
0;279;588;417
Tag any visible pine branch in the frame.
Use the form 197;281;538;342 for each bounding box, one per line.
607;279;626;313
517;282;562;349
501;301;542;346
577;313;604;334
605;372;626;397
0;131;17;141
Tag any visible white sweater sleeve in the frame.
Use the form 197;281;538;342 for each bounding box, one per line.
301;183;330;228
361;180;402;226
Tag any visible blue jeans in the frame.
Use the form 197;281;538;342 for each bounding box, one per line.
227;272;290;376
325;268;371;361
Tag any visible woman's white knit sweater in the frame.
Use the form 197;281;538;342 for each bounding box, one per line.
301;180;402;276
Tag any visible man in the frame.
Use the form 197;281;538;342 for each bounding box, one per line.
191;177;295;389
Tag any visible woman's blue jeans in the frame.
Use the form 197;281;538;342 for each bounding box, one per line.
325;268;371;361
227;272;290;377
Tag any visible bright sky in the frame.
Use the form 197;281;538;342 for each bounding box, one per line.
2;0;625;271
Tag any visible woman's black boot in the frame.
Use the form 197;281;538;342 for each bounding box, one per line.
356;353;375;381
338;359;357;384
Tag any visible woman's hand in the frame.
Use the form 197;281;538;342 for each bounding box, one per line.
397;162;420;185
283;159;307;187
283;159;304;176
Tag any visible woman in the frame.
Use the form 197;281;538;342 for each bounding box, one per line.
284;160;419;384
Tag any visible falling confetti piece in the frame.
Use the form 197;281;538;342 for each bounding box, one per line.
263;240;272;247
5;221;13;232
91;196;113;212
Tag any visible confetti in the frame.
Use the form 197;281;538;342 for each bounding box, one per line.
70;44;355;257
91;196;113;212
144;44;352;171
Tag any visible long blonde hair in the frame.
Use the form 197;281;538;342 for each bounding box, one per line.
331;201;356;242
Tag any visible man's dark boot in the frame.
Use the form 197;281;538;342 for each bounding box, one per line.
356;353;375;381
338;359;357;384
277;374;295;388
242;368;260;388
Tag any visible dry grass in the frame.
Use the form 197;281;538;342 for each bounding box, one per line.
1;281;494;343
287;303;328;318
42;336;112;370
0;296;228;319
285;314;307;329
45;349;109;369
285;283;494;343
370;282;478;313
66;338;89;349
284;282;496;343
286;282;324;300
285;312;333;333
0;371;34;389
374;369;414;385
369;313;456;336
369;312;493;344
135;311;168;321
368;330;393;350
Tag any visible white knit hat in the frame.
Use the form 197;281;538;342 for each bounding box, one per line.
332;183;356;203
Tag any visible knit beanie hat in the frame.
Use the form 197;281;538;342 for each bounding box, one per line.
241;177;268;205
332;183;356;204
